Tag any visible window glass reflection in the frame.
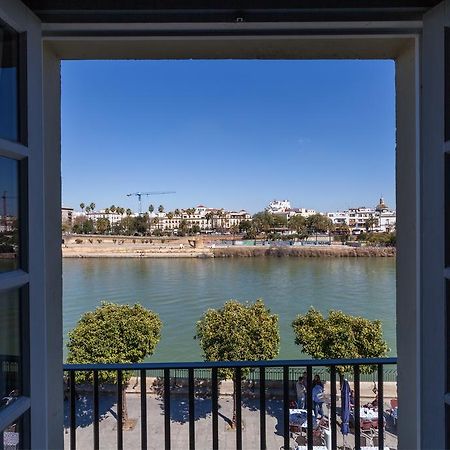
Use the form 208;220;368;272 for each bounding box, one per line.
0;20;19;142
0;290;21;408
1;413;24;449
0;156;19;272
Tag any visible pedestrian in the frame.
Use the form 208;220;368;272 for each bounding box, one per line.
296;376;306;409
312;378;325;421
312;374;324;388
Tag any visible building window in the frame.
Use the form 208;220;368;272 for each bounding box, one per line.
0;20;20;142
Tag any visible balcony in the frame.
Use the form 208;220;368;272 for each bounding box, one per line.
63;358;397;450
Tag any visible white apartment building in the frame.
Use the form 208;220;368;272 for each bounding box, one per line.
266;199;291;213
84;209;128;225
327;198;396;233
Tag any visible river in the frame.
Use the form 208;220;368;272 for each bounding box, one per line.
62;257;396;362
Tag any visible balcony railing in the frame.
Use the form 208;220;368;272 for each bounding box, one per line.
63;357;397;450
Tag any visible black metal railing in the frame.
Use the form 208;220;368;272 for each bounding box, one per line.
63;357;397;450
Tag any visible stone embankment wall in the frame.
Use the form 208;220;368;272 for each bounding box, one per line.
212;246;396;258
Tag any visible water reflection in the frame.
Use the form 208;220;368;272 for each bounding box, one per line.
0;156;19;271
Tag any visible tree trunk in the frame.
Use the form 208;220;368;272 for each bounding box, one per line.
122;384;129;426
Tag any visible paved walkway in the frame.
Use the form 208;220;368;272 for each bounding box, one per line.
64;393;398;450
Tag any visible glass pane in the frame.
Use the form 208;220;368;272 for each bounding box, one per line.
1;413;25;449
0;156;19;272
0;19;19;142
0;290;21;405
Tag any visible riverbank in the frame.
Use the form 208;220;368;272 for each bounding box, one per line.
62;235;395;258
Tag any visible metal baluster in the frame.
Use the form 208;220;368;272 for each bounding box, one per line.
283;366;290;450
117;370;123;450
140;369;147;450
93;371;99;450
354;366;361;450
377;364;384;450
188;368;195;450
307;366;313;450
212;367;219;450
330;366;337;450
164;368;171;450
260;367;266;450
235;367;242;450
69;371;76;450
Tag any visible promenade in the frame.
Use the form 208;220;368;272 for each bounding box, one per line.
64;381;398;449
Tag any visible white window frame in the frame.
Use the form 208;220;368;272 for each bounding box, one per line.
4;0;450;447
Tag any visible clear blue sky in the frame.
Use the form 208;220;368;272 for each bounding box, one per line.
62;59;395;214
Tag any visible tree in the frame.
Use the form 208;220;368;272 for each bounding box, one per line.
149;204;154;214
288;215;308;240
90;202;96;212
195;299;279;427
79;203;85;212
110;205;116;213
238;220;252;234
67;302;162;426
205;212;214;229
96;218;110;235
292;307;388;376
158;205;164;213
306;214;334;243
365;216;377;232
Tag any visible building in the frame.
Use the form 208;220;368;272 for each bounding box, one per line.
327;198;396;234
61;207;73;228
0;1;448;448
84;209;127;225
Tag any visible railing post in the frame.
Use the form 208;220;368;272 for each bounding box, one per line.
140;369;147;450
211;367;219;450
235;367;242;450
354;365;361;450
259;366;266;450
188;367;195;450
93;370;99;450
283;365;290;450
377;364;384;450
164;368;171;450
117;370;123;450
330;366;337;450
69;370;76;450
306;366;313;450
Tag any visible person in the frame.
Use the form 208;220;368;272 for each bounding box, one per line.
312;381;325;421
312;374;324;388
296;376;306;409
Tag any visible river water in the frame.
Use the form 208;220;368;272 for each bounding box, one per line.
62;257;396;362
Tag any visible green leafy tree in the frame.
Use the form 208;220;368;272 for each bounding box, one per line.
364;217;378;232
96;218;110;235
89;202;96;212
288;215;308;240
79;203;85;212
238;220;252;234
148;204;154;214
195;299;279;427
292;307;388;376
67;302;162;425
158;205;164;213
82;219;95;234
306;214;334;243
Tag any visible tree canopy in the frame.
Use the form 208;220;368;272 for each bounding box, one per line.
67;301;162;383
195;299;280;380
292;307;388;374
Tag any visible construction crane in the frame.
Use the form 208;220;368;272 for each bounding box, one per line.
126;191;175;215
1;191;17;229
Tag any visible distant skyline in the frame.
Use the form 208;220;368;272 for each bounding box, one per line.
62;59;395;214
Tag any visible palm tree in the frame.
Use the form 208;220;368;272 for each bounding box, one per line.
80;203;85;212
110;205;116;213
126;208;132;216
158;205;164;214
149;204;154;214
167;212;174;220
174;208;181;216
205;211;214;230
105;208;110;214
85;206;91;214
90;202;96;212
